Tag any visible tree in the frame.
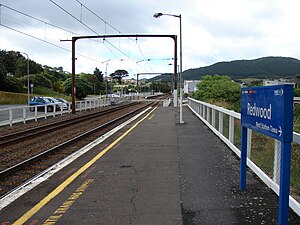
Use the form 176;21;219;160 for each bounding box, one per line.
4;76;22;92
192;75;241;110
43;66;67;82
79;72;105;94
0;62;7;87
15;58;42;77
295;88;300;97
248;80;263;87
20;74;52;89
0;50;22;75
110;69;128;84
63;76;93;99
94;67;104;83
0;61;22;92
150;81;171;93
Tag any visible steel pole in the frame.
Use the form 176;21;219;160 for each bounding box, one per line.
105;62;108;96
27;55;29;105
153;13;183;122
71;37;76;114
70;34;177;112
20;52;30;105
179;15;184;124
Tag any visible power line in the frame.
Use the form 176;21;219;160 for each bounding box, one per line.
72;0;152;72
1;23;70;51
1;2;165;74
50;0;148;73
0;3;138;71
0;3;118;66
49;0;98;34
103;41;148;73
1;4;76;35
74;0;121;34
137;57;175;62
0;3;143;74
0;23;103;64
49;1;124;56
135;39;153;72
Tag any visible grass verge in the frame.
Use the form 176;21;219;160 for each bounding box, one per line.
0;89;71;105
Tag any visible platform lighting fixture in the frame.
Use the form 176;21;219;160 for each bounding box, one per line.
20;52;30;105
153;12;184;124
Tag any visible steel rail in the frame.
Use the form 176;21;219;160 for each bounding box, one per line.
0;102;139;146
0;102;156;180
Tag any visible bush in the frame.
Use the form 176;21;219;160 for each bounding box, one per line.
192;75;241;108
20;74;52;89
295;88;300;97
0;76;22;93
63;77;93;99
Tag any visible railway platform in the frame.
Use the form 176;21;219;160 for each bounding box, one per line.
1;104;300;224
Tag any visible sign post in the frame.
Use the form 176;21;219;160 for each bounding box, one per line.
240;85;294;225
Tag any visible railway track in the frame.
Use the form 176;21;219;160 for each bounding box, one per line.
146;93;170;100
0;102;139;147
0;101;158;198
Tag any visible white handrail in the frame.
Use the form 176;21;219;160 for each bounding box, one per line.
188;97;300;216
0;97;117;127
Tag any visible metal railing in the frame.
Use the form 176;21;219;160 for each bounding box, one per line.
188;97;300;216
0;97;113;127
0;92;157;127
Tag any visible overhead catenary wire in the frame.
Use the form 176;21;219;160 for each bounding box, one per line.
0;3;136;73
0;3;109;49
0;23;104;64
50;0;149;74
50;0;98;35
1;2;172;75
103;41;148;73
0;4;76;35
0;5;138;78
135;39;153;72
0;4;109;64
102;42;129;71
72;0;154;72
74;0;121;34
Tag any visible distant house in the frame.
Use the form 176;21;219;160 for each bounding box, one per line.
184;80;202;94
123;79;136;84
263;79;295;87
104;76;113;82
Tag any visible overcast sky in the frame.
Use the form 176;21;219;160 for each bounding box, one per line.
1;0;300;78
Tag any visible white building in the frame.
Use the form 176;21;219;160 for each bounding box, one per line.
184;80;202;94
263;79;295;87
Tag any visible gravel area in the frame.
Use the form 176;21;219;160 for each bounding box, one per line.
0;102;131;136
0;102;146;170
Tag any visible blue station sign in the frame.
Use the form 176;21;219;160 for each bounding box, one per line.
241;85;294;142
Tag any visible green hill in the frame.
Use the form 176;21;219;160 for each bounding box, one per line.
150;57;300;82
183;56;300;80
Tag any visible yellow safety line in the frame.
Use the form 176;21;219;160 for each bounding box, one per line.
13;106;157;225
42;179;94;225
148;113;155;120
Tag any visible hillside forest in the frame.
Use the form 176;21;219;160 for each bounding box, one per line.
0;50;109;99
0;49;170;100
183;56;300;80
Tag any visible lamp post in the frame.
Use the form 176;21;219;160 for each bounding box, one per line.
101;59;111;97
105;62;108;96
153;12;184;124
20;52;30;105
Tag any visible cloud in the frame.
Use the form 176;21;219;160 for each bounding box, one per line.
1;0;300;75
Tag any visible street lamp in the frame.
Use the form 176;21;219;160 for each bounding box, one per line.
20;52;30;105
168;63;179;91
101;59;111;97
105;62;109;96
153;12;184;124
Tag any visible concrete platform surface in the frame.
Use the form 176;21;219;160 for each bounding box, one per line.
0;105;300;224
